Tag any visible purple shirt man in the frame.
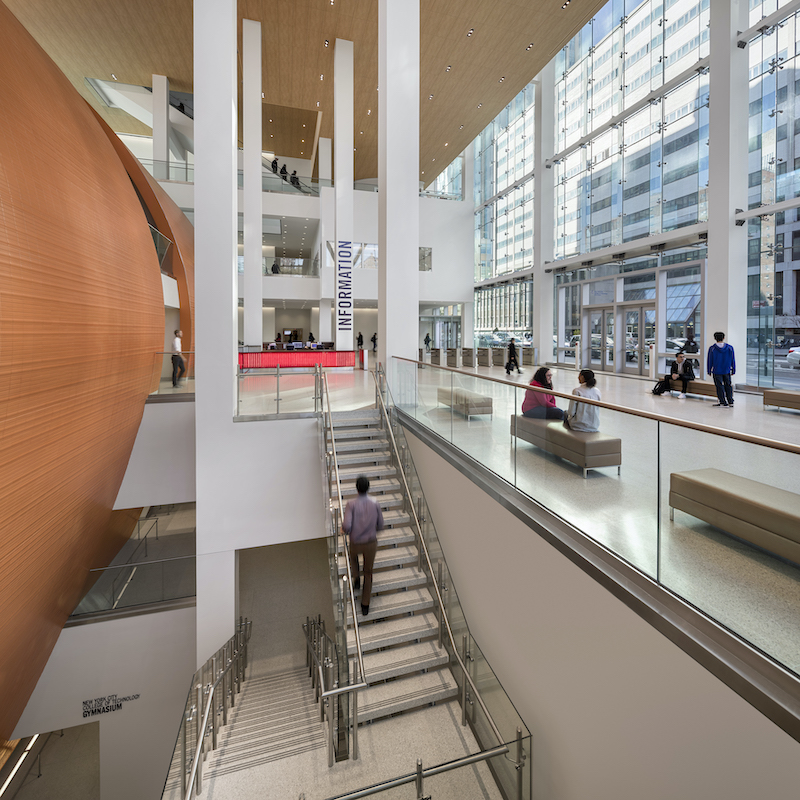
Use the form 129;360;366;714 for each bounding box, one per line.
342;476;384;616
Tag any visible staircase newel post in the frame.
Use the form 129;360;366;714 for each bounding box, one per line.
516;726;525;800
211;657;218;751
228;643;235;709
181;708;188;799
326;662;335;767
222;664;228;725
415;759;424;800
461;634;468;727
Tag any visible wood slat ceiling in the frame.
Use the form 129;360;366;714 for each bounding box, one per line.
4;0;606;182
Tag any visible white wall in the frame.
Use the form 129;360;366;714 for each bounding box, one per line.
404;429;800;800
275;309;312;338
115;401;196;508
354;310;378;345
13;607;196;800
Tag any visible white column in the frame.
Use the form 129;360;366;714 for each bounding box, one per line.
334;40;355;351
533;62;556;365
706;0;748;365
378;0;420;371
462;143;475;350
194;0;238;666
318;136;335;343
319;298;332;342
243;19;263;348
319;137;333;182
461;301;474;350
152;74;170;180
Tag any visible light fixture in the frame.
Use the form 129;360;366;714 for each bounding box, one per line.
526;43;534;51
269;119;273;122
317;101;320;107
301;139;304;142
367;109;371;115
320;74;324;80
111;73;117;81
477;103;482;108
499;77;505;83
360;131;363;134
325;39;329;46
261;92;265;98
445;142;449;146
459;125;464;129
446;65;451;72
467;28;474;36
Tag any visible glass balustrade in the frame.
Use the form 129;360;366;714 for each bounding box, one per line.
389;357;800;679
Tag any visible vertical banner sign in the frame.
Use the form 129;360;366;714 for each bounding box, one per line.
337;241;353;333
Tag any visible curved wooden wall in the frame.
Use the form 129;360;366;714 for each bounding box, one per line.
0;2;164;739
94;110;195;355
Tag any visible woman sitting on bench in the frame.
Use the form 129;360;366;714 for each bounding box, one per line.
522;367;565;420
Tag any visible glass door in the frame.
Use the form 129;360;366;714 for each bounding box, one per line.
624;305;656;375
588;308;614;371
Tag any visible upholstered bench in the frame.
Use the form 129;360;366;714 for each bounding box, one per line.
437;387;493;419
669;468;800;564
763;389;800;412
510;415;621;478
666;377;718;399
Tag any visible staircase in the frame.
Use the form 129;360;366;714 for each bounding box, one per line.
328;410;458;726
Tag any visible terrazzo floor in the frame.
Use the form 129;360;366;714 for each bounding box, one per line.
396;362;800;676
198;540;508;800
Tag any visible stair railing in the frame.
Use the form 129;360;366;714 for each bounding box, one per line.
178;616;252;799
370;368;522;773
319;373;368;761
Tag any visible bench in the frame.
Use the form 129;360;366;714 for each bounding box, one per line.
437;387;493;420
510;415;622;478
669;468;800;565
665;377;719;399
763;389;800;412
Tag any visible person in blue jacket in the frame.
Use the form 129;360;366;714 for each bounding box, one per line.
707;331;736;407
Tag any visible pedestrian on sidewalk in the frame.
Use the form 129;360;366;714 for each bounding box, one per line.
707;331;736;407
342;475;384;617
506;337;521;374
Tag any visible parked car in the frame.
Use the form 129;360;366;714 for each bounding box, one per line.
787;347;800;368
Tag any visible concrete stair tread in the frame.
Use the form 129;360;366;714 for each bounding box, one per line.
357;671;459;724
347;586;434;624
347;611;439;653
332;437;389;453
338;478;402;497
335;464;396;482
341;566;426;594
338;545;417;575
338;525;415;552
335;450;392;466
361;640;449;683
328;427;385;441
381;509;411;527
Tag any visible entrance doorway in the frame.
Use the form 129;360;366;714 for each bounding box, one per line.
588;308;614;371
623;305;655;375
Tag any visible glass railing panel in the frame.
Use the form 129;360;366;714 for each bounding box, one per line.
412;363;454;443
446;371;518;487
658;424;800;676
151;352;195;395
513;399;658;579
237;370;317;416
72;556;196;616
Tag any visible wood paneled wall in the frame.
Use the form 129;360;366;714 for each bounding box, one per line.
0;3;164;739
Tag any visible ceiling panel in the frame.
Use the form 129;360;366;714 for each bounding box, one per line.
5;0;606;183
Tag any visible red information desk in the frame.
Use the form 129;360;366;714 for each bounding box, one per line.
239;350;356;369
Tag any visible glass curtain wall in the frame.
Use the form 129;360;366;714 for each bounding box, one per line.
475;281;533;346
747;10;800;388
474;85;535;282
553;0;710;260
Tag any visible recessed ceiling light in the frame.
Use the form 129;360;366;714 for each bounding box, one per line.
325;39;329;47
422;171;424;174
269;119;273;122
261;92;265;98
317;101;320;107
477;103;482;108
445;142;449;146
320;74;324;80
499;77;505;83
446;65;451;72
432;158;436;162
111;73;117;80
459;125;464;129
467;28;474;36
301;139;304;142
367;109;371;115
526;43;533;51
429;95;434;100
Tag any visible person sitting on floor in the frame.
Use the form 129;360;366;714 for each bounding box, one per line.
521;367;564;420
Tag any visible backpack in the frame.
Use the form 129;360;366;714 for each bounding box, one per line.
652;378;670;395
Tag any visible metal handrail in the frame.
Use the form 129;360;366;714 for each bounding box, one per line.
88;553;194;572
184;619;252;798
323;743;514;800
323;373;367;684
321;373;368;761
394;356;800;456
371;368;510;751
